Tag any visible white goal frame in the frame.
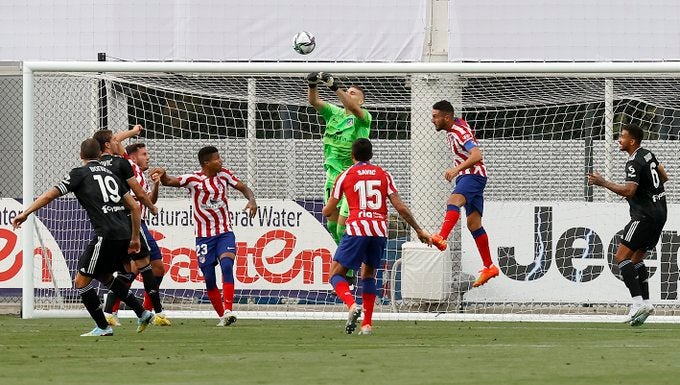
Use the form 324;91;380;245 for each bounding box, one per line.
22;61;680;322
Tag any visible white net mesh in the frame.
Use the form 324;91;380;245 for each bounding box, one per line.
26;69;680;320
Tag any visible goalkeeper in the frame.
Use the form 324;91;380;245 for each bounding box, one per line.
307;72;372;246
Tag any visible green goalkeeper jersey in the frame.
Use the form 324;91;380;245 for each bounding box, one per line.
319;102;372;180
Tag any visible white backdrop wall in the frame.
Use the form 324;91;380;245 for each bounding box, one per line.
449;0;680;62
0;0;427;62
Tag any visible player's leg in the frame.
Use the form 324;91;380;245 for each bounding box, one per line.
337;197;358;285
141;223;171;326
103;259;134;326
197;237;226;323
217;232;237;326
330;235;365;333
131;232;164;317
76;237;113;336
466;187;498;287
359;236;386;335
615;222;647;322
629;222;663;326
324;184;341;244
431;193;465;251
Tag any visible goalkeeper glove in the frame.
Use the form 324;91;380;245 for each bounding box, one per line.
320;72;341;91
306;72;321;88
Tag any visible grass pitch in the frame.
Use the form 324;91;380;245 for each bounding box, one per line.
2;315;680;385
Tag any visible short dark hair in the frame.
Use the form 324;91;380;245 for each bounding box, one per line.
432;100;455;116
622;124;644;144
352;138;373;162
92;129;113;151
126;142;146;155
349;84;366;99
198;146;219;164
81;138;101;160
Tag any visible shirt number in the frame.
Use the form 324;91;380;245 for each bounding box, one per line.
650;162;660;188
93;175;121;203
354;180;382;210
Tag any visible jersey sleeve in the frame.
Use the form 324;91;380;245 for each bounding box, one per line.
55;168;83;196
331;169;351;200
177;173;198;188
385;170;398;196
625;158;643;184
356;109;372;137
219;168;240;187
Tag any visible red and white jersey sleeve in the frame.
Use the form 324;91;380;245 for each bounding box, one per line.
332;162;396;237
178;167;240;237
445;118;488;177
127;158;150;219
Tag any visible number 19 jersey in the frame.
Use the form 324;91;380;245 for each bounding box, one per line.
331;162;397;237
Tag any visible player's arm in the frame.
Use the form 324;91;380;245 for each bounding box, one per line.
658;164;669;184
587;172;638;199
126;176;158;216
322;196;341;218
11;188;61;230
149;168;181;187
149;177;160;204
388;191;432;245
319;72;366;120
307;72;325;111
111;124;143;155
233;181;258;218
121;192;141;254
445;146;483;182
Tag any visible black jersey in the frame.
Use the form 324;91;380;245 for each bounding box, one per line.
55;160;132;240
99;154;134;188
624;147;667;222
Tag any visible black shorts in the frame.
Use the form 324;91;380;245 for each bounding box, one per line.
78;237;131;278
128;231;151;261
619;219;665;252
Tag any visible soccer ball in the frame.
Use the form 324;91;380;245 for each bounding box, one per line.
293;31;316;55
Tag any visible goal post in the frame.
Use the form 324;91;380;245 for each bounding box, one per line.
20;61;680;322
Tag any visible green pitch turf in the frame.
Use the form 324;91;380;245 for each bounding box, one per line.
2;316;680;385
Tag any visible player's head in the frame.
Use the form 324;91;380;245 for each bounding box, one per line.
198;146;222;172
126;143;150;171
431;100;455;132
347;85;366;105
92;129;118;153
80;138;101;161
619;124;644;152
352;138;373;162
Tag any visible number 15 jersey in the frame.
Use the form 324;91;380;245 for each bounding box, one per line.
331;162;397;237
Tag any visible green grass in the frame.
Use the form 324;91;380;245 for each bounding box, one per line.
2;315;680;385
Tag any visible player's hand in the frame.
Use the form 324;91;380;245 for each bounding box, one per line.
416;229;432;246
444;168;458;182
11;213;28;230
128;238;141;254
244;199;258;218
149;168;165;183
149;205;159;216
320;72;340;91
587;172;604;186
130;124;143;136
306;72;321;87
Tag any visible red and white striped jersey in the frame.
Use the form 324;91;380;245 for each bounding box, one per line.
332;162;397;237
126;157;151;220
445;118;488;177
178;168;240;237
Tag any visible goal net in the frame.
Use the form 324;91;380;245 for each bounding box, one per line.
20;63;680;321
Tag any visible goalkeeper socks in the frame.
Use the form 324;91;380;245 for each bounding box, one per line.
330;274;355;308
79;284;109;329
471;227;492;268
206;288;225;317
439;205;461;238
618;259;642;298
327;221;339;244
635;262;650;300
361;278;377;327
139;264;163;313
